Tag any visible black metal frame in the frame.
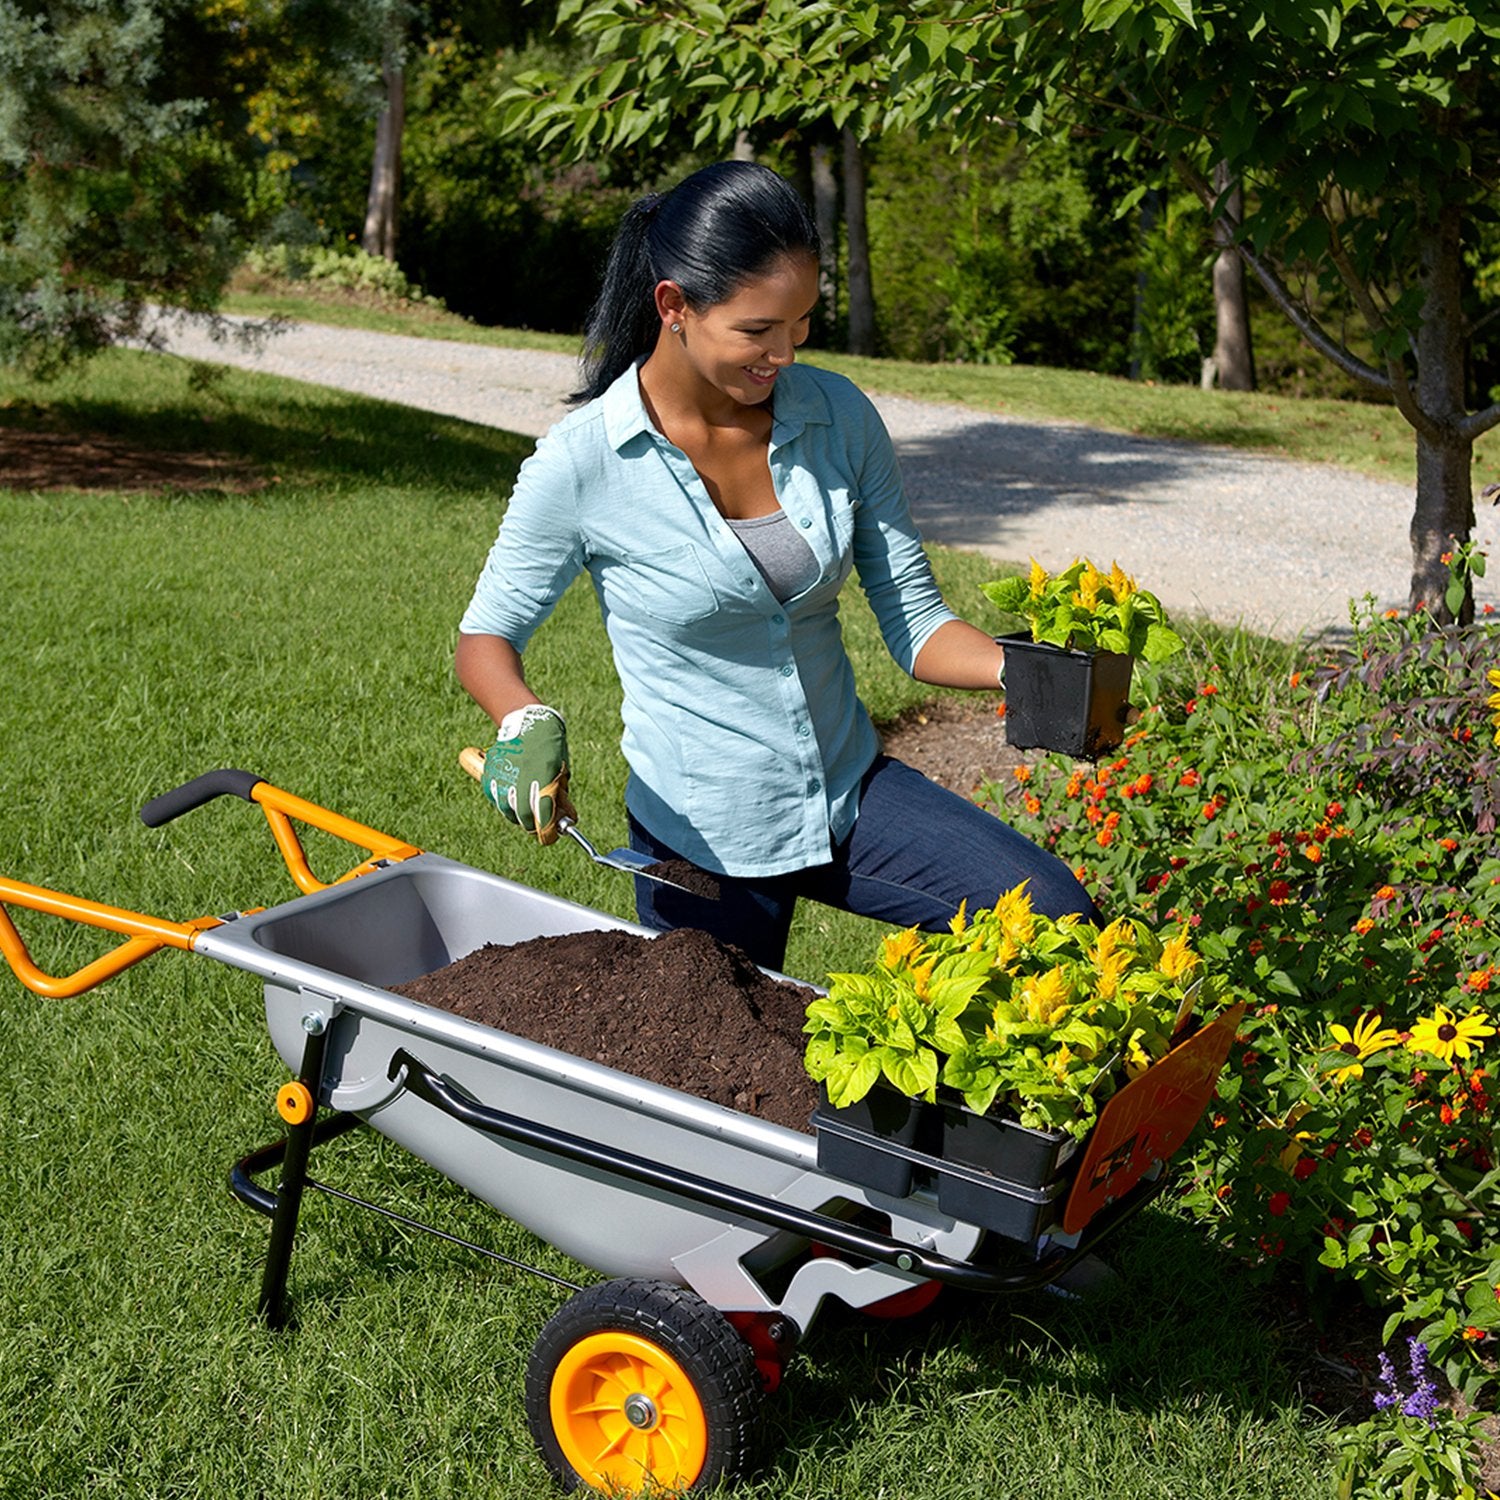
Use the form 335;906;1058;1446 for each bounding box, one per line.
229;1041;1168;1329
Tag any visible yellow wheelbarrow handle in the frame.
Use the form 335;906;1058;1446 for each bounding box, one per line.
1;769;422;998
0;876;220;998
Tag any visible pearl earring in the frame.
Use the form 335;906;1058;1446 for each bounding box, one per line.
670;322;681;334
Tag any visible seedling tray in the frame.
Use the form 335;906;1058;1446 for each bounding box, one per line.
812;1114;1068;1241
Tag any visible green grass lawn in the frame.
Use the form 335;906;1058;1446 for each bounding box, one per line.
0;350;1332;1498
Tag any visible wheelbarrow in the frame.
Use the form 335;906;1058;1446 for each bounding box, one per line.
0;769;1242;1496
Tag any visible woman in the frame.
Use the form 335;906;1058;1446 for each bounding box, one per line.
457;160;1096;970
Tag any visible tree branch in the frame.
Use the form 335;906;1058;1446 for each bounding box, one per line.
1315;198;1437;438
1173;156;1395;396
1457;399;1500;443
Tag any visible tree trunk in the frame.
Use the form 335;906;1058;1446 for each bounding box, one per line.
1129;189;1157;382
362;54;405;262
1209;162;1254;391
841;127;874;356
1409;201;1475;622
809;137;839;336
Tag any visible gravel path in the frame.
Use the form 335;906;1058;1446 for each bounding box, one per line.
156;315;1500;638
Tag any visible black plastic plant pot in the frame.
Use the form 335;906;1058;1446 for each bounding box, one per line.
932;1160;1065;1240
1000;632;1134;759
811;1084;930;1198
937;1096;1079;1188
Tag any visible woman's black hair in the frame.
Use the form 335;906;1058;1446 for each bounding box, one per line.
570;160;820;405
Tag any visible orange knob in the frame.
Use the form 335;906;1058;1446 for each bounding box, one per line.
276;1081;315;1126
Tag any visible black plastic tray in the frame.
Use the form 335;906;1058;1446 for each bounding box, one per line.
812;1114;1070;1242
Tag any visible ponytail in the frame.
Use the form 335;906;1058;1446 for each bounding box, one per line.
570;162;819;406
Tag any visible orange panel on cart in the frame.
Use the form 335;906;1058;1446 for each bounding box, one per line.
1061;1002;1244;1237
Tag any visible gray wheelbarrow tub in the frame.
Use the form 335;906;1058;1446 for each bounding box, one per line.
194;854;981;1322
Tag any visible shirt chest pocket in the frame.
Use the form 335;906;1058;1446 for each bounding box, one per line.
605;543;722;627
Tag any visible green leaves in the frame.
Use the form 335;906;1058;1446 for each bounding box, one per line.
805;890;1216;1138
984;558;1186;662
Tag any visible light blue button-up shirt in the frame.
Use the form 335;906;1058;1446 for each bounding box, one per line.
459;361;957;877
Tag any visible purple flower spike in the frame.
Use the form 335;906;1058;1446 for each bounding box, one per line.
1400;1338;1440;1427
1373;1351;1399;1411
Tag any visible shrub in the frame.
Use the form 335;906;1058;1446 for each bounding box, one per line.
240;242;443;308
984;567;1500;1409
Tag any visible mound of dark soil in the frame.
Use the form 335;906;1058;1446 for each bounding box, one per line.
391;925;819;1132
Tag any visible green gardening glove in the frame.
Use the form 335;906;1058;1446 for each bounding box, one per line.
481;704;576;845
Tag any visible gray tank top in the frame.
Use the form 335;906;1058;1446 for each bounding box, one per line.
725;510;821;603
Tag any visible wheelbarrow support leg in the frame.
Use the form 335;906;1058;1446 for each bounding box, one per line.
258;1018;331;1329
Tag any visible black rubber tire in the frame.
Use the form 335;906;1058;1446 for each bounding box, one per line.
524;1277;763;1495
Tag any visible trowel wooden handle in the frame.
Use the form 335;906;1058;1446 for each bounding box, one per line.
459;746;485;781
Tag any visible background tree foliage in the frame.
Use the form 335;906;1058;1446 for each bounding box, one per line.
0;0;252;372
500;0;1500;618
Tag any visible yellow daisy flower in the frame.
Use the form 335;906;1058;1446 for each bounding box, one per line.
1406;1005;1497;1064
1326;1013;1402;1084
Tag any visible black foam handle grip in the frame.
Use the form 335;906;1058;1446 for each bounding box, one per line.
139;769;265;827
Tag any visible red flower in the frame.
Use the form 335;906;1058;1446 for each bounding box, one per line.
1350;1129;1373;1150
1455;1219;1475;1242
1179;769;1200;788
1293;1158;1317;1182
1268;880;1291;903
1325;801;1343;819
1185;698;1198;714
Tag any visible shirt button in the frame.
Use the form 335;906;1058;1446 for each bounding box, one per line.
797;725;810;738
771;613;785;625
799;517;813;529
808;778;821;793
779;664;794;677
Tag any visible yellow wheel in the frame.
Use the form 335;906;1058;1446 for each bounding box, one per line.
525;1279;762;1495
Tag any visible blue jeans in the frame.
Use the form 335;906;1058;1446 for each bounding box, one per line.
629;754;1100;971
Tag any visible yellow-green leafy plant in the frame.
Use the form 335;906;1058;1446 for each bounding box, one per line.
984;557;1184;661
804;883;1225;1138
802;930;994;1105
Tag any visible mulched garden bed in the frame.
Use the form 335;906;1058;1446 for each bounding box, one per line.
391;925;820;1132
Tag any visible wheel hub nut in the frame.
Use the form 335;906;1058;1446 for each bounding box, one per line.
622;1393;658;1430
